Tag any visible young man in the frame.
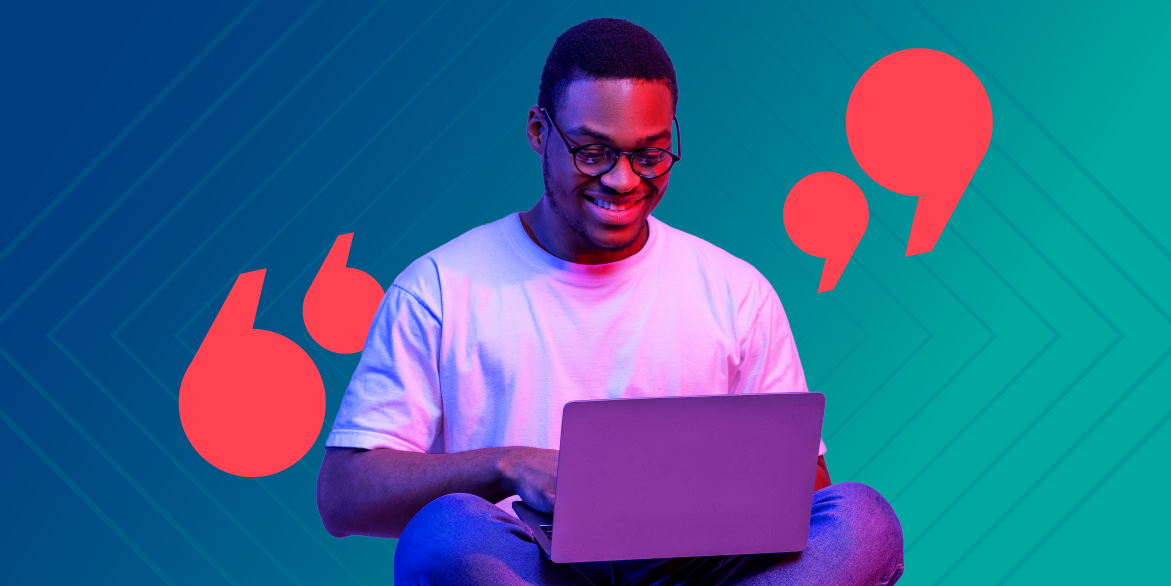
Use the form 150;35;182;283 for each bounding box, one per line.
317;18;903;586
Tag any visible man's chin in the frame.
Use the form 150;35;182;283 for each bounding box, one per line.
585;223;646;253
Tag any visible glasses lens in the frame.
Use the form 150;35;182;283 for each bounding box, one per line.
631;148;675;178
574;146;616;175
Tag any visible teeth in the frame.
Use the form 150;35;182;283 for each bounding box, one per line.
593;198;637;212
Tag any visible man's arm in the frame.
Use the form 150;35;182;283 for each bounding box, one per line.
815;455;832;492
317;446;558;539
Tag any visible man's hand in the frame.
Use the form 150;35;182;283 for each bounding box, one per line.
498;447;559;514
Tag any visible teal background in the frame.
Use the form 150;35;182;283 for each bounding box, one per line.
2;0;1168;583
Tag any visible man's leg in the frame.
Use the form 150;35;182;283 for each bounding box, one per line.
394;493;596;586
651;482;904;586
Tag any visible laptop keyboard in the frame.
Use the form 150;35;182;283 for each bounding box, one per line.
539;524;553;540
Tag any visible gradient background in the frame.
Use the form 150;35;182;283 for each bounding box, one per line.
2;1;1168;583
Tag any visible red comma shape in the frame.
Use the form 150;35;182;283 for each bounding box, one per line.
179;269;325;477
783;172;869;293
846;48;993;257
303;233;385;354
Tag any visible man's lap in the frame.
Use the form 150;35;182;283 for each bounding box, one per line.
394;483;903;586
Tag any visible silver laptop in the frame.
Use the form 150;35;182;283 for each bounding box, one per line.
513;392;825;563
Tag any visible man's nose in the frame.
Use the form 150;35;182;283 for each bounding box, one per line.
600;154;642;194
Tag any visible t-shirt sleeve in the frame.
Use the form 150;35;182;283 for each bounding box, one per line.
325;285;444;453
733;288;827;456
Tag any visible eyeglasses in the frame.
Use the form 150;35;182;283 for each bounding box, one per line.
541;107;681;179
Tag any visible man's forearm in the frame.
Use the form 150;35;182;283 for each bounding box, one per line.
815;455;832;492
318;447;830;538
317;446;513;539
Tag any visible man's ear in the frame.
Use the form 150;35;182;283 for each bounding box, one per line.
526;106;546;155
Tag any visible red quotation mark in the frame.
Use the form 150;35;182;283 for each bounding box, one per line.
784;173;869;293
847;48;992;256
179;270;325;477
303;233;385;354
783;48;992;291
179;234;383;476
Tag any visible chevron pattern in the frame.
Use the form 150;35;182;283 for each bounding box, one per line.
2;1;1168;583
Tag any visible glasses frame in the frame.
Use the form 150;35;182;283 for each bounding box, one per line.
541;107;682;179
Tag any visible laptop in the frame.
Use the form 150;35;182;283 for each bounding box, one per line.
513;392;825;563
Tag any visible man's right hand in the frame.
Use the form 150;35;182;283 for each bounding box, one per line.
498;447;559;514
318;445;560;538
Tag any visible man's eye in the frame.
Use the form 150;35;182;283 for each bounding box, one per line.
578;148;609;163
635;152;665;165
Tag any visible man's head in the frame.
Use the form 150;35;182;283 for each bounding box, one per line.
537;18;677;120
524;19;679;263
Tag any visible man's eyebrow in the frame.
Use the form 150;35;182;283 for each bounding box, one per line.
564;125;673;145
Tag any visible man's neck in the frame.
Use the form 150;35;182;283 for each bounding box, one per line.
519;200;648;265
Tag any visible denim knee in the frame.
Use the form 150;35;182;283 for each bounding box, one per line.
816;482;904;580
826;483;902;539
395;493;498;579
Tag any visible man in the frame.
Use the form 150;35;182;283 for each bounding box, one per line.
317;18;903;586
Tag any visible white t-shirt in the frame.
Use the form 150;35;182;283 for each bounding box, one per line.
327;212;825;456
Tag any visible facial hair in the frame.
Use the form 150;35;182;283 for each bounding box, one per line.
541;147;653;254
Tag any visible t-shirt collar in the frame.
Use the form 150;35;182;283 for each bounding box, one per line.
502;211;662;284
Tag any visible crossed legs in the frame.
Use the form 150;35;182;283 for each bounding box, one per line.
395;482;903;586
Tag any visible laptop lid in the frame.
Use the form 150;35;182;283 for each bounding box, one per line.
546;392;824;563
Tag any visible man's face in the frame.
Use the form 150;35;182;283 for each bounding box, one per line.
533;79;675;252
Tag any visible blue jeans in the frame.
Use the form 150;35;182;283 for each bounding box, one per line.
395;482;904;585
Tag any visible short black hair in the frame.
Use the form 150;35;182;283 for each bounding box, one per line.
538;18;677;118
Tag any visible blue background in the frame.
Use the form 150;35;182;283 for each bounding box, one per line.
2;1;1168;583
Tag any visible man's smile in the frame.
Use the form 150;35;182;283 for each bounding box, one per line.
582;192;649;224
